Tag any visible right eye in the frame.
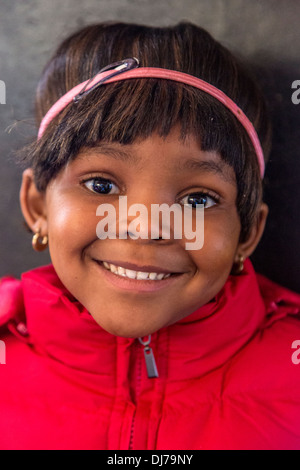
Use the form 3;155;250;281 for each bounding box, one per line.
83;177;119;195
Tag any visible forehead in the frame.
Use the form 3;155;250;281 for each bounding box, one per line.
75;129;236;185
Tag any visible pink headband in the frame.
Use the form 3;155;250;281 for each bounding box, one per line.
38;58;265;177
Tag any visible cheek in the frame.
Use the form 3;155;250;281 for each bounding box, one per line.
46;195;99;257
189;210;241;272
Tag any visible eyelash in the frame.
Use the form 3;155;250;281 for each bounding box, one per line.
81;176;120;195
179;191;220;209
81;176;220;208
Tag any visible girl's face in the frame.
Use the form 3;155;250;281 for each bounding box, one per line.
22;127;265;338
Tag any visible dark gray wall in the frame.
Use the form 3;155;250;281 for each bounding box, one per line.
0;0;299;292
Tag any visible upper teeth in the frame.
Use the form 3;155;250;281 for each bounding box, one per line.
102;262;171;280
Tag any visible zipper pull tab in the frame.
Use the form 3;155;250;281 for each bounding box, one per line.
138;336;159;378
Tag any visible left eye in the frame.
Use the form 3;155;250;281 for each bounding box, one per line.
83;177;119;195
180;192;217;209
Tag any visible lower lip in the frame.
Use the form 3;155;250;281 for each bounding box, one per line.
93;260;183;293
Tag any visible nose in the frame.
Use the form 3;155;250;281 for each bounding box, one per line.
126;229;165;241
116;195;182;244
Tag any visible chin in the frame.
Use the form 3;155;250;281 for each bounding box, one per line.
88;302;172;338
92;315;162;339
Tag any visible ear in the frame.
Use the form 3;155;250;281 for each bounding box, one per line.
235;202;269;262
19;168;48;236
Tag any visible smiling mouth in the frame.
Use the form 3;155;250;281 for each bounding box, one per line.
95;260;179;281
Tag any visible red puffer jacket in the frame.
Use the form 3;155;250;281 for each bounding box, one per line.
0;259;300;450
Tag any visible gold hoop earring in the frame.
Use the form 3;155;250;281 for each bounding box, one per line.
235;254;245;274
32;230;48;252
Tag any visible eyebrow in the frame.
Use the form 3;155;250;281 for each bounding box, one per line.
178;158;236;184
79;145;235;183
78;144;137;163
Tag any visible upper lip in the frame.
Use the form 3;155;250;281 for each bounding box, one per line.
96;259;181;274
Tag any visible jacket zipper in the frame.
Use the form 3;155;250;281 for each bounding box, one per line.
138;335;159;378
128;336;159;449
128;413;136;450
128;343;142;450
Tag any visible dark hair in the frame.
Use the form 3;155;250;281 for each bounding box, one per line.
20;21;272;242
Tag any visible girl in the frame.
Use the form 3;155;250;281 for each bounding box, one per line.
0;21;300;450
